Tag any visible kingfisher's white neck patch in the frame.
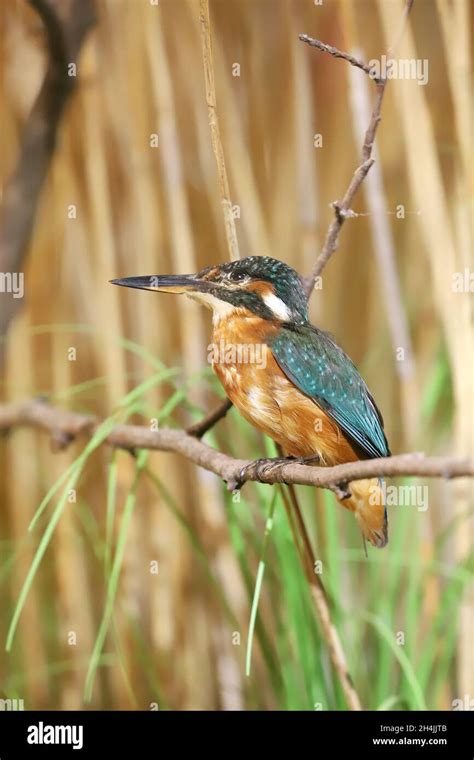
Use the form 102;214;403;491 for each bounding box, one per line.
261;292;292;321
186;283;293;324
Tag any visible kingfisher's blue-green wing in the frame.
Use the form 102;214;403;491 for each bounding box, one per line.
270;324;390;459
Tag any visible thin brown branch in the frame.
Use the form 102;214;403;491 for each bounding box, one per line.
0;399;471;490
186;397;233;438
302;156;375;289
281;480;362;710
299;0;414;295
277;436;362;708
298;35;374;77
195;0;238;433
301;70;384;290
199;0;240;262
0;0;96;358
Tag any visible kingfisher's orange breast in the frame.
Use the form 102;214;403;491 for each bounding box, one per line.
211;313;358;465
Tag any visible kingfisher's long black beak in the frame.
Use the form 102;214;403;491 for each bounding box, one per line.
110;274;211;295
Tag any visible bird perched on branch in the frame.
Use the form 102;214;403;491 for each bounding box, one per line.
111;256;390;547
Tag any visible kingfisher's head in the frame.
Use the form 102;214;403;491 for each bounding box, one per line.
111;256;308;324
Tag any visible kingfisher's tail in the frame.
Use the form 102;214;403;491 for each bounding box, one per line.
338;478;388;548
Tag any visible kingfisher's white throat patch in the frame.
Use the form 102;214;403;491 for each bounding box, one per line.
186;291;236;323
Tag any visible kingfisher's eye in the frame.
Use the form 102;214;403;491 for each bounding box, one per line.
230;271;247;282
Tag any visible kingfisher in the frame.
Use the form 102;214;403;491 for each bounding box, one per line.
111;256;390;548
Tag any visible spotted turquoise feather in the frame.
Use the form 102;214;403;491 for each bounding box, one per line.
270;323;390;460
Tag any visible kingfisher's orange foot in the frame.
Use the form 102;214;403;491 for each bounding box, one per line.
233;454;320;489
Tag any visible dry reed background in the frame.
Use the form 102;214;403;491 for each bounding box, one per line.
0;0;472;710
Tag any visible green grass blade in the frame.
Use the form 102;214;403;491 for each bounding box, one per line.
104;450;118;579
246;492;277;677
362;612;427;710
84;450;148;702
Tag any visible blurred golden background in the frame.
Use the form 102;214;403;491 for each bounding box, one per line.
0;0;472;710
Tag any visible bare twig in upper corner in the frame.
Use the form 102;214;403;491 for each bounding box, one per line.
299;0;415;296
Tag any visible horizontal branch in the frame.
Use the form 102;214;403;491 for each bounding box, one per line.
0;399;472;493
